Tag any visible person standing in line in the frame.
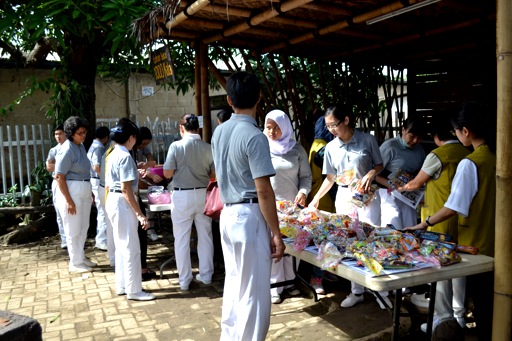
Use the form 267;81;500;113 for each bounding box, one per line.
54;116;95;273
308;104;391;309
306;116;335;295
405;102;496;338
163;114;215;291
46;124;67;249
105;119;155;301
216;107;233;125
264;109;312;304
99;143;116;266
211;71;285;341
399;116;470;328
87;126;110;251
375;118;427;230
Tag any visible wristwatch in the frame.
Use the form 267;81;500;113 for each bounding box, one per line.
425;216;434;227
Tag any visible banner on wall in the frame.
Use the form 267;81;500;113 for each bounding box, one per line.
151;46;175;85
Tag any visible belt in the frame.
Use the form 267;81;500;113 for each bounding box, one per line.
174;187;206;191
68;179;90;182
226;198;258;206
99;184;105;188
91;177;99;180
109;189;122;193
339;185;348;188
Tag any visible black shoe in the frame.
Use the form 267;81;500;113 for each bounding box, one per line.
142;269;157;281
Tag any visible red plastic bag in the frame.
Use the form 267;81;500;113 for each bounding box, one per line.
204;180;223;220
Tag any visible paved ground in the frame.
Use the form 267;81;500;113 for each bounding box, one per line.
0;219;469;341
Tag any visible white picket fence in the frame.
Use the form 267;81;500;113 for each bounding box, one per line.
0;117;180;197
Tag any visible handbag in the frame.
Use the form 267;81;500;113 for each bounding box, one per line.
204;180;223;220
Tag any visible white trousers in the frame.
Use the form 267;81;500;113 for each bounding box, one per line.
335;187;388;297
220;203;272;341
171;188;214;288
91;178;107;246
379;189;417;230
55;180;92;268
98;185;115;262
270;255;298;295
106;193;142;295
51;180;66;245
434;277;466;321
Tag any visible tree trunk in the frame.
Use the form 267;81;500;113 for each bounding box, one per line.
1;214;56;245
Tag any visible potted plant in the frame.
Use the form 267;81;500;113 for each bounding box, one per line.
23;161;53;207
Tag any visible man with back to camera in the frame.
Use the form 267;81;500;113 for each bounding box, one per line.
211;71;285;341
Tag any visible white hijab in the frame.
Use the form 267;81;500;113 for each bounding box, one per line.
265;109;296;155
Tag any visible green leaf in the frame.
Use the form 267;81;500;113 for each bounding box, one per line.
72;10;80;19
49;314;60;323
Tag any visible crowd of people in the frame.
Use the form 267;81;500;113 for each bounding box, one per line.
46;71;495;340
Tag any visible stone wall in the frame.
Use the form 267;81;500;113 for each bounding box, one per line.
0;68;224;126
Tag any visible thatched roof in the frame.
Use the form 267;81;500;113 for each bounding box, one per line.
133;0;496;66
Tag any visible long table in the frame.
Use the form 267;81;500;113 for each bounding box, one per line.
285;244;494;340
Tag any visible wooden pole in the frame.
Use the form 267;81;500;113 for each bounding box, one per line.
194;42;201;122
255;54;278;109
207;59;226;90
494;0;512;339
199;42;211;143
268;54;289;116
165;0;211;29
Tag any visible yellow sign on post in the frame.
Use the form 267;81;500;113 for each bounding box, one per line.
151;46;174;85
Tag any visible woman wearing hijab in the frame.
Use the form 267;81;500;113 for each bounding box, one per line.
264;109;312;304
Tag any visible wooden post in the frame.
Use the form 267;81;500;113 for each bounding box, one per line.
199;41;211;143
194;41;201;122
494;0;512;339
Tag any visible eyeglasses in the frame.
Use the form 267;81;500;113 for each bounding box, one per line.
325;121;341;129
75;130;87;136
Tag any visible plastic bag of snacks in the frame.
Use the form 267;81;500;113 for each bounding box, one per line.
349;180;379;207
419;240;461;266
147;186;171;204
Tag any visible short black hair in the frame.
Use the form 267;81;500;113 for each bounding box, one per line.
110;118;139;145
181;114;200;131
63;116;89;141
55;124;64;132
226;72;261;110
402;117;427;138
95;126;110;139
217;107;233;123
139;126;152;140
325;103;355;128
431;115;454;141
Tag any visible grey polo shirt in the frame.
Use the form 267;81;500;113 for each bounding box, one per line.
87;139;105;178
105;145;138;193
380;136;425;175
270;143;312;201
47;144;62;176
211;114;275;204
136;145;152;162
55;140;91;181
163;133;214;188
323;129;382;184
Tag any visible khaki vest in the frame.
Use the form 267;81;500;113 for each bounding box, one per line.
458;145;496;257
421;143;470;241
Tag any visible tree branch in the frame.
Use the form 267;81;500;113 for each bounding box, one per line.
0;39;26;63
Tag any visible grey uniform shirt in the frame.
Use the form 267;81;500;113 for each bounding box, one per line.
163;133;214;188
87;139;106;179
136;145;152;162
380;136;425;175
55;140;91;181
323;129;382;185
270;143;312;201
105;145;138;193
47;144;62;176
211;114;275;204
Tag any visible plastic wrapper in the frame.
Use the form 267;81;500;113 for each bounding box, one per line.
335;169;355;186
147;186;171;204
349;180;379;207
414;230;454;243
319;241;343;270
419;240;461;266
293;228;312;252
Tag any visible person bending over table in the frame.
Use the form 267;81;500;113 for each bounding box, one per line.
405;102;495;338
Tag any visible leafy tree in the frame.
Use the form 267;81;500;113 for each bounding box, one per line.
0;0;167;131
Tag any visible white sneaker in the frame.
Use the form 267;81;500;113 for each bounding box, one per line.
147;230;159;241
310;277;325;295
69;264;92;273
340;293;364;308
127;291;156;301
376;295;393;309
411;292;430;308
83;258;97;267
271;294;282;304
116;288;125;296
401;287;410;294
194;274;212;285
95;243;108;251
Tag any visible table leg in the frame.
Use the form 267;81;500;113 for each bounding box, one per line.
292;255;318;302
391;288;402;340
159;256;175;279
426;281;437;338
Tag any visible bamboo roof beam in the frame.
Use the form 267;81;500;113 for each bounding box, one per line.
202;0;314;45
300;3;352;16
262;0;429;53
165;0;211;29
